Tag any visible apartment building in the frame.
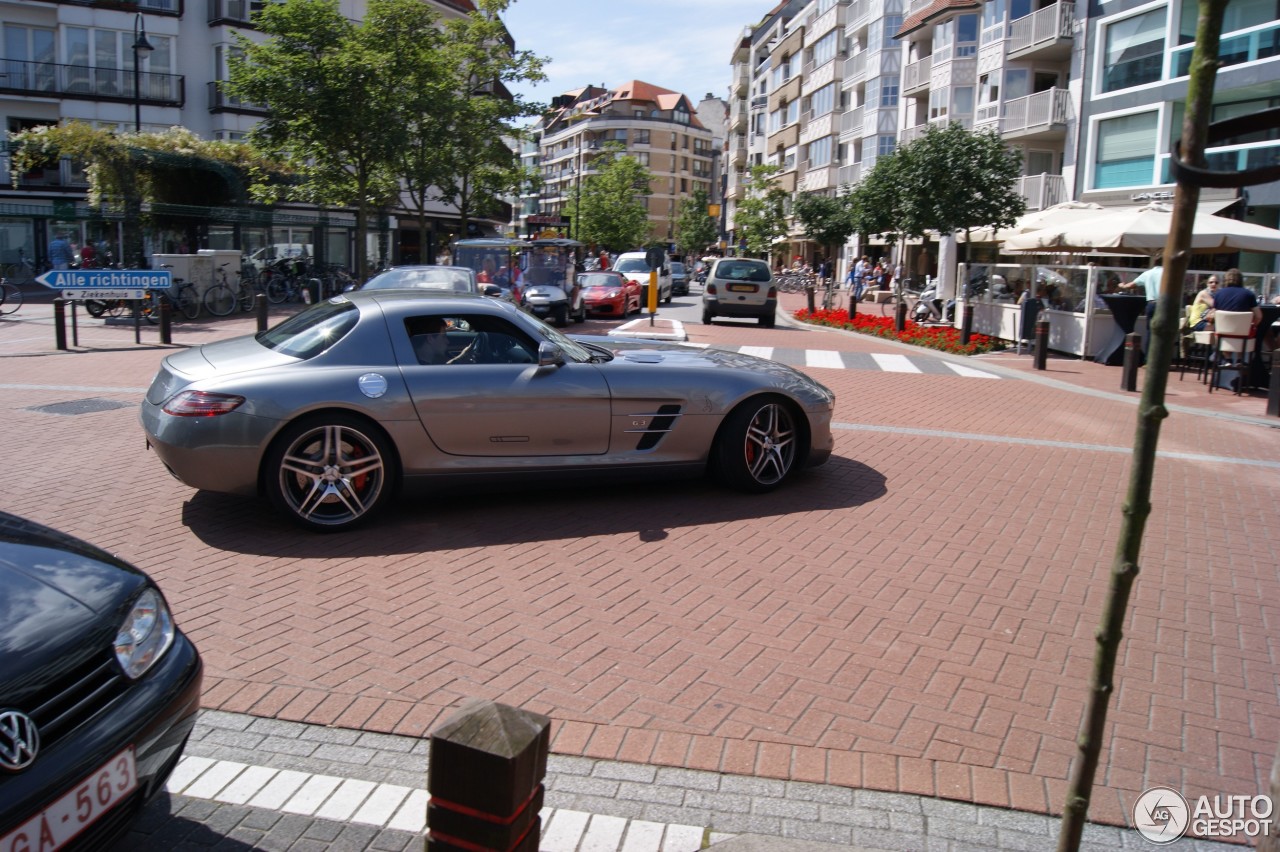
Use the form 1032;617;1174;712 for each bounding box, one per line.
532;81;716;247
1;0;493;271
1073;0;1278;273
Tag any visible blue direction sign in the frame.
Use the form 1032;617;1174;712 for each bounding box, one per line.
36;268;171;301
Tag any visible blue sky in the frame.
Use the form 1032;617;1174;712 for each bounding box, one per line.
501;0;757;108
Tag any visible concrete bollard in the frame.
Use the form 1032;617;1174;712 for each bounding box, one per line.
1121;332;1141;392
1268;357;1280;418
54;299;67;350
256;293;268;332
427;699;550;852
160;296;172;345
1033;318;1050;370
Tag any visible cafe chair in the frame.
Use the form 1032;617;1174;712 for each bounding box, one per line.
1207;310;1256;394
1179;330;1214;382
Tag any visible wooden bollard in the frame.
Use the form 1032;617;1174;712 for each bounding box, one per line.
427;699;550;852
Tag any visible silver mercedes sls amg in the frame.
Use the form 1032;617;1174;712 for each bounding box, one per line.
140;291;835;531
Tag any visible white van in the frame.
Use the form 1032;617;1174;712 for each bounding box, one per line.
613;250;672;306
247;243;312;272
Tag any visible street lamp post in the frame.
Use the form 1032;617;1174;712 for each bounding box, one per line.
131;14;153;133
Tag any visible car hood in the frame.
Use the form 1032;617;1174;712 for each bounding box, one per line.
0;515;144;701
574;338;834;404
146;334;297;404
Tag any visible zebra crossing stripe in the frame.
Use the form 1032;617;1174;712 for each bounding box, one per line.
871;353;921;373
739;345;773;359
805;349;845;369
945;361;1001;379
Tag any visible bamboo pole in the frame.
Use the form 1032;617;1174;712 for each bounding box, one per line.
1054;2;1228;849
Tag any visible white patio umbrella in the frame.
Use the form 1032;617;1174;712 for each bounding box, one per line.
1001;202;1280;255
960;200;1107;243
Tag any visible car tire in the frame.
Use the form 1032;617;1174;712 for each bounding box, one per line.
553;304;569;327
761;314;776;328
663;287;672;305
702;308;713;325
573;299;586;323
712;395;799;493
265;414;396;532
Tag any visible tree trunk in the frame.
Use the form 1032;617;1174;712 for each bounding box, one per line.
1055;2;1227;849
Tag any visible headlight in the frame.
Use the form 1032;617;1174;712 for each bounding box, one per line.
115;588;175;679
605;289;622;298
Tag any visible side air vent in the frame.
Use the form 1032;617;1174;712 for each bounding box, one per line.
628;404;683;451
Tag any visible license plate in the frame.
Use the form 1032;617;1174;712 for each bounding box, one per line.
0;747;137;852
727;283;756;293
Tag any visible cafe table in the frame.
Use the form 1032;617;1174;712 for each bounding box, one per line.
1098;294;1148;366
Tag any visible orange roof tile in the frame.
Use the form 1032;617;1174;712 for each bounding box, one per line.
896;0;982;37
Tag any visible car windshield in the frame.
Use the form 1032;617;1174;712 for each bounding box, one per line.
520;315;593;363
579;273;621;288
363;268;476;293
257;298;359;359
671;263;686;274
614;258;650;273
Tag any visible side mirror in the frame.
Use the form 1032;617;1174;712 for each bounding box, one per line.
537;341;565;367
481;283;502;297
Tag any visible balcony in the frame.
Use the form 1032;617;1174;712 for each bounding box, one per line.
902;56;932;95
207;81;267;115
1000;87;1071;142
1016;173;1066;211
208;0;262;26
1007;2;1074;62
842;51;867;86
840;105;865;138
837;162;862;186
0;59;184;107
799;161;836;191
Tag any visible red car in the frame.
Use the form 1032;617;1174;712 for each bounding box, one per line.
580;271;641;317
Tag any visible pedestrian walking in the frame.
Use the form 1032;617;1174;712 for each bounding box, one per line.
49;233;73;270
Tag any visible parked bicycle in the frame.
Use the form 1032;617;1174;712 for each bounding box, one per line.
776;272;817;294
2;249;42;287
876;278;927;317
0;276;23;315
156;265;202;320
203;262;240;317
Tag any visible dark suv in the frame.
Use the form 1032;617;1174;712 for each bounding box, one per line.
701;258;777;327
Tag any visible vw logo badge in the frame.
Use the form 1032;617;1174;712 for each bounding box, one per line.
0;709;39;771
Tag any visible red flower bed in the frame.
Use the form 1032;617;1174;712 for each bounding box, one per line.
793;307;1007;356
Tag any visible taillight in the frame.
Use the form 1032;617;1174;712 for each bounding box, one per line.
163;390;245;417
706;283;717;295
767;286;777;298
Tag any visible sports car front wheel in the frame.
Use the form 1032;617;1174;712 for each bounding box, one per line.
265;415;395;531
713;396;799;492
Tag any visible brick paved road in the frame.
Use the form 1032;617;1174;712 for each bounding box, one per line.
2;296;1277;846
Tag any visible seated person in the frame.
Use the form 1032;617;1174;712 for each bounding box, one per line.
413;316;477;365
1187;297;1214;332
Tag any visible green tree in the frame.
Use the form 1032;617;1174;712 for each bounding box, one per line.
896;122;1026;243
425;0;546;243
847;151;909;242
566;144;653;252
674;187;718;258
225;0;404;278
734;164;788;257
793;191;855;264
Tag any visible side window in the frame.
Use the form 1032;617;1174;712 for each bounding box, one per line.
405;315;537;365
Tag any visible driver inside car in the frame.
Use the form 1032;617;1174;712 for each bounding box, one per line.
414;316;476;365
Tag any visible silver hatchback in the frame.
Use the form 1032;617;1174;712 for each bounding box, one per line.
701;258;777;327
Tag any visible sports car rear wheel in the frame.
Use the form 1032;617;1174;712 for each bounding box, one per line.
266;414;395;531
713;396;798;492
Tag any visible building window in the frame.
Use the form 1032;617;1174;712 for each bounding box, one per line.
1102;9;1166;93
877;135;896;156
808;136;833;167
953;86;974;115
633;152;650;165
770;108;783;132
929;87;950;120
811;83;835;117
634;129;650;145
812;31;838;67
978;73;999;104
882;15;903;49
1094;111;1158;188
786;100;800;125
880;79;899;108
783;146;797;170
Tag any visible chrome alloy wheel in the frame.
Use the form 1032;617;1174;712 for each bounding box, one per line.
275;422;387;528
742;402;796;486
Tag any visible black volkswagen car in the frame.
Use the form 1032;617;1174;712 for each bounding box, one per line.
0;513;202;851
